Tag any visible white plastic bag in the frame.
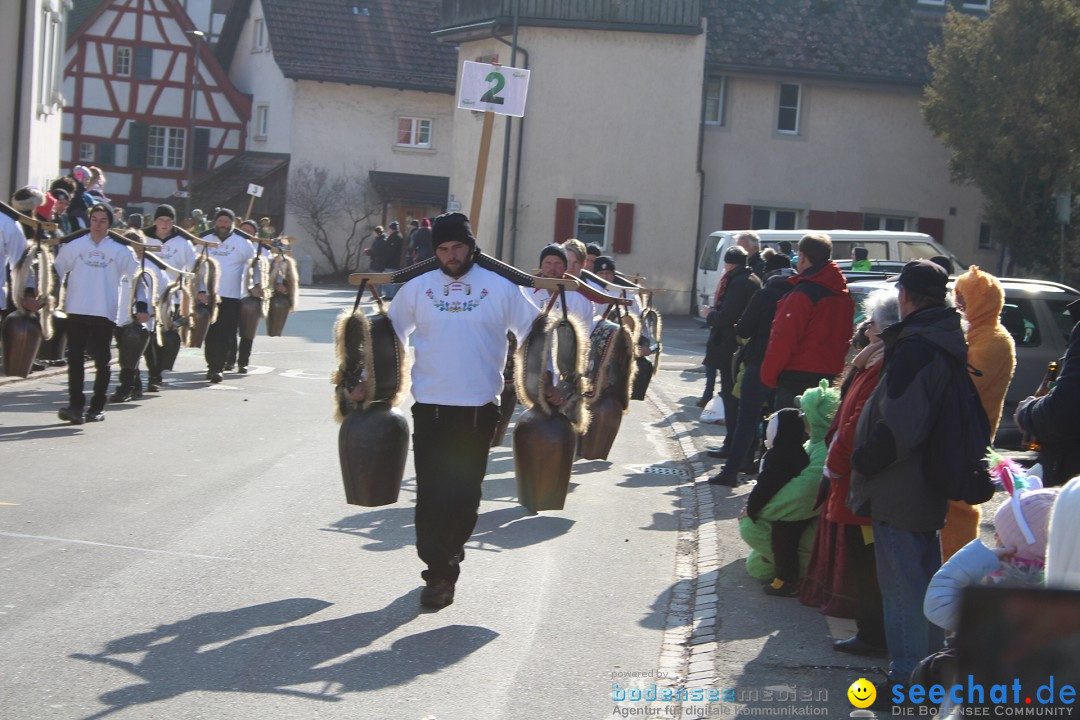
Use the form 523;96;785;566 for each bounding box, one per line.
700;395;725;425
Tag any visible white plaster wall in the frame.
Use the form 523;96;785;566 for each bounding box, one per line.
83;78;112;110
81;115;118;137
283;80;455;272
700;73;996;269
106;172;132;196
451;26;706;313
227;0;293;154
142;176;179;199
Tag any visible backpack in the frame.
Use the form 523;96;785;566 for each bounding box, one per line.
920;341;995;505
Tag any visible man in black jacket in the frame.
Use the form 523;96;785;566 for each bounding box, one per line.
709;250;793;484
1016;298;1080;487
700;246;761;454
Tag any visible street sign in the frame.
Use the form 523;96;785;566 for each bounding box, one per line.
457;61;530;117
247;183;264;198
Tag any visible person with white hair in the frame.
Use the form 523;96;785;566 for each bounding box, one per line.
1045;475;1080;589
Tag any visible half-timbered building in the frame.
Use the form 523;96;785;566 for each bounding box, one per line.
62;0;250;217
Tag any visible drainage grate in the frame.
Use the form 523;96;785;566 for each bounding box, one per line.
633;465;690;478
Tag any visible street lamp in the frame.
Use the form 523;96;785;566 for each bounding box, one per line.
185;29;206;220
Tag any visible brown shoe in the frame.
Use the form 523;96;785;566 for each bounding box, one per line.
420;579;455;609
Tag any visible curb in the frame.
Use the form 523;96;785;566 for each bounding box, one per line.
647;387;721;708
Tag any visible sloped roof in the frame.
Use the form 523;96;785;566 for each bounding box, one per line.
68;0;110;40
189;151;290;213
219;0;456;93
704;0;948;85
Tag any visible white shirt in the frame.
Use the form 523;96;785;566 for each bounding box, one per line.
54;233;140;321
155;233;197;285
387;264;539;407
521;283;597;334
0;212;28;308
206;232;256;298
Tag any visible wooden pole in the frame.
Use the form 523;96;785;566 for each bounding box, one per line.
470;110;496;228
244;194;256;224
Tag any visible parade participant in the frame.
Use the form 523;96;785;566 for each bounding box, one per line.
584;243;601;272
201;208;256;383
380;212;541;608
53;204;143;423
110;231;167;402
146;204;196;388
228;217;264;373
523;243;595;331
0;202;32;320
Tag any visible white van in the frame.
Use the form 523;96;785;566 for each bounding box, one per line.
695;229;963;311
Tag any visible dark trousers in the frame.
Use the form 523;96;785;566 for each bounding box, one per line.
846;523;887;649
721;363;771;474
204;297;240;373
774;372;835;411
772;517;814;585
144;337;161;383
65;314;114;412
718;352;740;445
411;402;500;583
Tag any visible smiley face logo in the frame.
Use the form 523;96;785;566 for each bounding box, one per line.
847;678;876;708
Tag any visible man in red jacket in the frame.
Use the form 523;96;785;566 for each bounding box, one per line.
760;233;854;410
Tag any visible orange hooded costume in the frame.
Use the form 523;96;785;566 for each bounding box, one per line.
941;266;1017;560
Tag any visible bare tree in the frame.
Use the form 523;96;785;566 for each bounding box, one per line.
287;163;380;276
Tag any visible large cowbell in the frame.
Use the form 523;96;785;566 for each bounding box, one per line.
1;312;42;378
334;304;408;507
116;322;151;370
266;293;291;336
157;328;181;370
239;295;262;340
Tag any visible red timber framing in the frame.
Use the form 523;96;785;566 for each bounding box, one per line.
62;0;250;211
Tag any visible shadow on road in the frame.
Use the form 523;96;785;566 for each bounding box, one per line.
71;593;497;719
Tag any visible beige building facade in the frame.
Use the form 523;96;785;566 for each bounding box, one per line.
0;0;70;202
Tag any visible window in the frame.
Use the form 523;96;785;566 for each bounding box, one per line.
36;2;67;115
978;222;993;250
777;83;801;134
898;241;944;261
1046;299;1077;343
147;126;186;169
962;0;991;10
576;202;609;248
751;207;798;230
79;142;95;162
252;18;265;51
255;105;269;139
396;117;432;148
704;76;726;126
917;0;946;5
1000;299;1040;347
114;46;131;76
863;214;908;231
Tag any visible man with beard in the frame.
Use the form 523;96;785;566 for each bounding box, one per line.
381;212;539;609
200;208;256;383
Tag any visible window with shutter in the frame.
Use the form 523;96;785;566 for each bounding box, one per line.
721;203;751;230
128;121;148;168
193;128;210;172
612;203;634;254
133;46;153;81
97;142;116;166
554;198;575;244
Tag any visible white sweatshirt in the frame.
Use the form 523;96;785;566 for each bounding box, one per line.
206;232;256;299
387;264;539;406
54;233;140;321
521;283;598;334
155;233;197;284
0;212;29;308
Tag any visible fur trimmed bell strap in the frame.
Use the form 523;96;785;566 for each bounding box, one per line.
269;252;299;309
140;223;204;245
0;200;58;235
348;253;590;296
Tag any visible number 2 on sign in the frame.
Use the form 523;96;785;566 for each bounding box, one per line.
481;71;506;105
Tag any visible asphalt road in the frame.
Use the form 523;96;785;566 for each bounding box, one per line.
0;288;687;720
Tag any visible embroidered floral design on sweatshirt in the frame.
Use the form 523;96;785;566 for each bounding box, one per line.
426;287;489;312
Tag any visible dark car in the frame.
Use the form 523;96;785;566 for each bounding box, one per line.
847;277;1079;448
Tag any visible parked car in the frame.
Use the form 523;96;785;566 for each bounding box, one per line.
846;277;1079;448
696;230;963;315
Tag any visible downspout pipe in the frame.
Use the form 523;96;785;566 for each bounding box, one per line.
10;0;30;197
492;2;525;263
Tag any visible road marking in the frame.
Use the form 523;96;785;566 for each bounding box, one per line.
278;369;326;380
240;365;275;375
0;502;19;507
0;532;237;560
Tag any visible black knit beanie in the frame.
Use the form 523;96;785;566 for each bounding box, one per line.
431;212;476;251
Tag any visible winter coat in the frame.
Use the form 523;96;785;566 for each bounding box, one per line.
737;268;795;365
704;266;759;369
955;267;1016;437
409;227;433;263
1018;300;1080;487
760;261;854;390
924;539;1044;633
824;349;884;526
385;231;404;268
849;305;966;532
368;232;389;271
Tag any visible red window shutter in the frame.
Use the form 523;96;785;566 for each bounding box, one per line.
613;202;634;254
721;203;752;230
917;217;945;244
554;198;576;244
834;211;864;230
807;210;835;230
